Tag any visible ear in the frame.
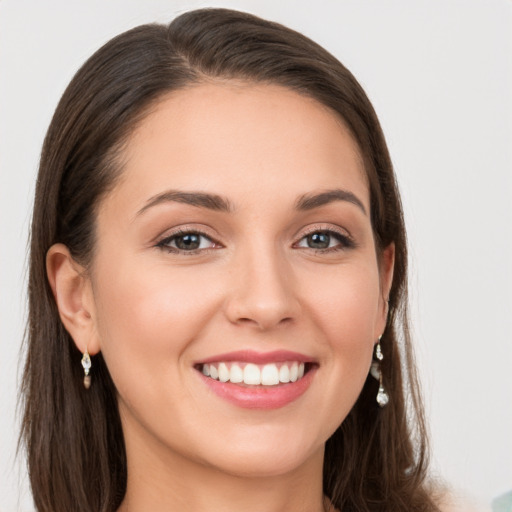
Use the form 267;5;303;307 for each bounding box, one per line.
46;243;100;355
376;242;395;339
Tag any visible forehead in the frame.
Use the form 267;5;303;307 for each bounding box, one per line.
108;82;368;214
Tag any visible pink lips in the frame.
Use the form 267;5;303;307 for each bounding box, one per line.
198;349;313;365
196;350;317;410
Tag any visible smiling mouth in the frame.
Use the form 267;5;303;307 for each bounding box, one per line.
196;361;314;386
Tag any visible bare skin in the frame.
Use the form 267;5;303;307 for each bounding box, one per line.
47;82;394;512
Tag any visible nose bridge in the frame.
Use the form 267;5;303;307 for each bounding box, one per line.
225;236;299;330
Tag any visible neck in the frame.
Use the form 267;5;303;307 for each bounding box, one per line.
117;420;326;512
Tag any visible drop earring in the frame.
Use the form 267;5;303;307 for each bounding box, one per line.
370;336;389;407
81;348;91;389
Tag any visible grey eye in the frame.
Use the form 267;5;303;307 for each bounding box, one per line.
296;230;354;251
158;231;216;252
306;232;331;249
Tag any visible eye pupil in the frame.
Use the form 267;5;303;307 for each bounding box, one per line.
307;232;330;249
176;233;201;250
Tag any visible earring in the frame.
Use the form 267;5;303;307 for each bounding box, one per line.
81;349;92;389
370;337;389;407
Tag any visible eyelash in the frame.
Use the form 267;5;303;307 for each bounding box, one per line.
155;227;355;255
294;227;356;253
156;229;220;255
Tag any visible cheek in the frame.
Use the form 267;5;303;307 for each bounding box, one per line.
304;261;381;341
91;255;223;374
301;261;381;395
90;257;229;433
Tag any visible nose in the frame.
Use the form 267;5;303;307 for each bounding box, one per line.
224;244;300;331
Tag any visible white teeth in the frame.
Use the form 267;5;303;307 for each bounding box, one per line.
209;364;219;380
289;362;298;382
243;363;261;385
261;364;279;386
230;364;243;383
218;362;230;382
279;364;290;383
201;361;309;386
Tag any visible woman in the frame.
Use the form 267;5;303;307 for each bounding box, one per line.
20;8;440;512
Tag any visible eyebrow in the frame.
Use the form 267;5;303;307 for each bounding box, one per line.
135;187;366;218
136;190;234;217
295;189;367;215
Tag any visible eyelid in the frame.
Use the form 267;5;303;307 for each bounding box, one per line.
155;225;223;253
293;224;356;251
154;223;220;243
153;223;355;254
294;223;353;242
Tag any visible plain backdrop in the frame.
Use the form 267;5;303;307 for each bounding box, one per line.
1;1;511;510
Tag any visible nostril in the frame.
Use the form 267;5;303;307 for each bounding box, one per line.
235;315;294;330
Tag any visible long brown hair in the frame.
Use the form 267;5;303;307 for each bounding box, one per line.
21;8;438;512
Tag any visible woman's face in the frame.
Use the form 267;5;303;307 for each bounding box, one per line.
86;82;393;478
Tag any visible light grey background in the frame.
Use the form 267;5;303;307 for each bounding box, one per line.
1;1;511;510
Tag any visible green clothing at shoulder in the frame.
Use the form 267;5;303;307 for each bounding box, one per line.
493;491;512;512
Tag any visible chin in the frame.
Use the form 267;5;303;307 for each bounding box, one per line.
189;424;326;478
206;445;321;479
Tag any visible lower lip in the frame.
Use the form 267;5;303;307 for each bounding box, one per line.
199;367;316;409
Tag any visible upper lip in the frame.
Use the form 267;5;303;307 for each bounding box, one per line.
196;350;316;365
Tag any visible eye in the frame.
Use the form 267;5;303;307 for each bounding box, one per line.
157;231;218;253
295;230;354;251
